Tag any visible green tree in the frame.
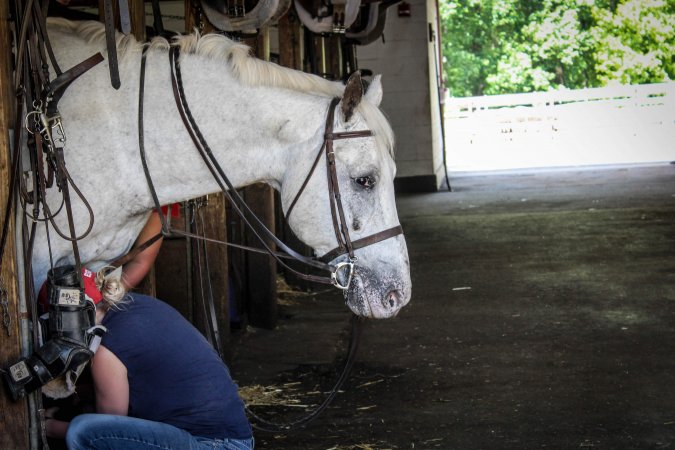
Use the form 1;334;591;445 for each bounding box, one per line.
592;0;674;84
440;0;541;96
440;0;674;96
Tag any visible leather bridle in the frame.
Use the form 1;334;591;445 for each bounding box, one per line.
138;46;403;292
283;96;404;289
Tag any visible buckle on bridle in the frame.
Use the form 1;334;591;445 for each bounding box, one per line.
331;258;356;290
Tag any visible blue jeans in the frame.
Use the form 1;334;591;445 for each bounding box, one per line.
66;414;254;450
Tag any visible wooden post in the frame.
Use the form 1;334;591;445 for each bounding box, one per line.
243;182;277;329
0;0;30;446
278;9;303;70
128;0;145;40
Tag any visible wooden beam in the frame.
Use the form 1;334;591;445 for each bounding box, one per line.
0;0;30;445
128;0;145;41
278;9;303;71
243;182;277;329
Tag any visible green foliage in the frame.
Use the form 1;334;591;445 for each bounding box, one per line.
440;0;674;96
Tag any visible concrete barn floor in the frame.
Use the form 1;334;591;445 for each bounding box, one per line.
231;163;675;450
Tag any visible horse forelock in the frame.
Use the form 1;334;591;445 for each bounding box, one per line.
49;18;394;156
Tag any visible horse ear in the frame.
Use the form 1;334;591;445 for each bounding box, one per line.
364;75;383;107
341;71;363;122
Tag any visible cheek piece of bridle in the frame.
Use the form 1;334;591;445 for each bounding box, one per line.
138;47;403;292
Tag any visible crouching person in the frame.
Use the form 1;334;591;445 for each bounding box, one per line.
46;266;254;450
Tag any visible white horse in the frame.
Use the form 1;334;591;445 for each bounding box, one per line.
32;18;411;319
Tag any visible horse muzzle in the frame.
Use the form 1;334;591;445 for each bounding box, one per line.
338;263;411;319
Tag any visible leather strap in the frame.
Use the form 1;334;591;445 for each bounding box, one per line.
46;53;104;117
103;0;121;89
320;225;403;263
109;232;164;269
284;141;326;221
150;0;165;36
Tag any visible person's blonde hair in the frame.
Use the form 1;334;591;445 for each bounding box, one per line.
95;267;128;308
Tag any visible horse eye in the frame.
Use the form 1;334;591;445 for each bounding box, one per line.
353;175;376;189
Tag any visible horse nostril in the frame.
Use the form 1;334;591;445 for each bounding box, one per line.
385;290;402;309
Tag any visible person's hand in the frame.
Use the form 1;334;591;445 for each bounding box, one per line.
44;407;69;439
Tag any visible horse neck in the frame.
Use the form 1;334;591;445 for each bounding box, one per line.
141;49;332;206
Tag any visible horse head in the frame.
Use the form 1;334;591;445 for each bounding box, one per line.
281;72;411;319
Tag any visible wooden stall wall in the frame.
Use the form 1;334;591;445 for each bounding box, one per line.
0;0;30;446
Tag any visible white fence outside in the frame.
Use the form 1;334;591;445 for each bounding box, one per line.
443;82;675;172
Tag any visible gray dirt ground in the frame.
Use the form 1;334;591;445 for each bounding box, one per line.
230;163;675;450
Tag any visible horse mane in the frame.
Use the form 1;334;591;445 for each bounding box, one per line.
47;18;394;154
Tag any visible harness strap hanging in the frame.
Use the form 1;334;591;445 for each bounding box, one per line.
102;0;121;89
31;0;62;76
150;0;166;36
138;52;171;235
190;202;223;358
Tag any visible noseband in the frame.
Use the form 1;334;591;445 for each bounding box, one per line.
139;47;402;291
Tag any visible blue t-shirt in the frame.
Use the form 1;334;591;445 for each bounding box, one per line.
101;294;252;440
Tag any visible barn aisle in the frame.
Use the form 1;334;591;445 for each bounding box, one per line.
231;163;675;450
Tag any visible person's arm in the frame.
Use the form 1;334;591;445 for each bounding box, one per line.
122;211;163;289
90;345;129;415
44;346;129;439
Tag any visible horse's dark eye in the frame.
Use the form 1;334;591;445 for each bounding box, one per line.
353;175;376;189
